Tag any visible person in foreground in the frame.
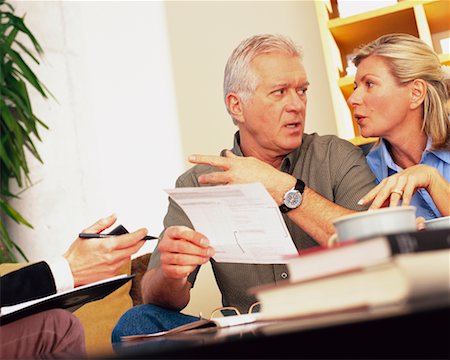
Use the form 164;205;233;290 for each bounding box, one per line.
349;33;450;219
0;214;148;359
112;34;376;342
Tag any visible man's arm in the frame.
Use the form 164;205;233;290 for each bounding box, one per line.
189;150;369;246
0;262;56;307
141;226;213;310
64;214;147;287
1;215;147;307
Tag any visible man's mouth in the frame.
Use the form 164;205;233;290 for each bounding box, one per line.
284;122;301;129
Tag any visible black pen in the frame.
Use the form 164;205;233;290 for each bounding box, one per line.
79;233;158;240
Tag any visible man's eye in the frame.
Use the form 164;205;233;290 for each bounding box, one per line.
271;89;286;96
297;88;308;95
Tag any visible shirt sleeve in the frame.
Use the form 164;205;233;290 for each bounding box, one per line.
0;262;57;307
47;257;74;293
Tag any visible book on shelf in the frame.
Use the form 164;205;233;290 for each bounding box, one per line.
121;313;259;342
251;249;450;320
0;274;134;325
288;228;450;283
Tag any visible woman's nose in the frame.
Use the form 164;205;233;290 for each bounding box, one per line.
347;90;361;107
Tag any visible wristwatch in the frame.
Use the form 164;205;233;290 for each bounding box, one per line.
279;179;305;213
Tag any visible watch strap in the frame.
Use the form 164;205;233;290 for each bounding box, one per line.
279;179;305;213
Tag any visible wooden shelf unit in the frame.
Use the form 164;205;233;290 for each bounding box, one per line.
315;0;450;146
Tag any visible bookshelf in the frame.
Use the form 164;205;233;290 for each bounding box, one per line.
315;0;450;146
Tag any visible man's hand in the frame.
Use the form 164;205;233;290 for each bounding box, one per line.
140;226;214;309
64;214;147;287
189;150;295;205
158;226;214;281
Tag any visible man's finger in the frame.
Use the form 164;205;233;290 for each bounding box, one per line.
165;226;210;248
189;154;230;170
112;228;149;249
82;214;117;234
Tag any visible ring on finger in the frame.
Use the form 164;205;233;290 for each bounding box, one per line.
391;189;403;196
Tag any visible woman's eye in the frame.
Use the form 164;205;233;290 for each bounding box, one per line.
366;81;374;88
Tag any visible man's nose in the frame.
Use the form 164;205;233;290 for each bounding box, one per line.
286;90;305;112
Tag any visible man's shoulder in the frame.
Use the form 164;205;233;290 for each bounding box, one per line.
302;133;357;152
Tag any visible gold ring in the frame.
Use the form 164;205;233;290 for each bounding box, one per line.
391;189;403;196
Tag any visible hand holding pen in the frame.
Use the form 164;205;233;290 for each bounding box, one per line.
79;233;158;240
64;214;154;287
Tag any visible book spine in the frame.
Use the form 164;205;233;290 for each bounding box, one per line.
387;229;450;255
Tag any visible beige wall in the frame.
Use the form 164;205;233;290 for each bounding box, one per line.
165;1;336;318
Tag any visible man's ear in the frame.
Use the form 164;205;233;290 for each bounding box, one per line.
410;79;427;110
226;93;245;124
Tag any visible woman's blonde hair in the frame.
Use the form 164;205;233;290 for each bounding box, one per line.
353;33;450;150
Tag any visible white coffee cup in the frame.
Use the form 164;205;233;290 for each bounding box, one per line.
331;206;417;244
424;216;450;230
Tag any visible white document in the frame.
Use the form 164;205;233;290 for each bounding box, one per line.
165;183;298;264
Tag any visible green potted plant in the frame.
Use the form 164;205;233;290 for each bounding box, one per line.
0;0;52;262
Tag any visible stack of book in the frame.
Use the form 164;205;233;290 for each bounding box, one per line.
250;229;450;320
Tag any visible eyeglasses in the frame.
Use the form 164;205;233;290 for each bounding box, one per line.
209;302;261;319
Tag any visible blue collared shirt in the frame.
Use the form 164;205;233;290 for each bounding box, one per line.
366;138;450;220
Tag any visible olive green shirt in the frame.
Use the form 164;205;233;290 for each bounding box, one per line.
149;132;376;313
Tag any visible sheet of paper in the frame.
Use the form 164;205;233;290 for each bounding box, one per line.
165;183;298;264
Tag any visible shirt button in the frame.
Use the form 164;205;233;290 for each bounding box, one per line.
281;272;288;279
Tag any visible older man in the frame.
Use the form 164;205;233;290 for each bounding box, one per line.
112;34;376;341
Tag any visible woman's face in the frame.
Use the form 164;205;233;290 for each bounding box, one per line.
347;55;413;140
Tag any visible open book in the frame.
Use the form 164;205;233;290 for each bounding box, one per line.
121;313;259;342
1;274;133;325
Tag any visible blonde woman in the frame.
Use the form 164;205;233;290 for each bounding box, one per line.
349;33;450;219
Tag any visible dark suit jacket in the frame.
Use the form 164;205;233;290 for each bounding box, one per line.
0;261;56;307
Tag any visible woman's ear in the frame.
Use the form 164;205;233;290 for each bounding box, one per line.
410;79;427;110
226;93;245;124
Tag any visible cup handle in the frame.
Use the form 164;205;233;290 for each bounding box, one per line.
327;233;338;247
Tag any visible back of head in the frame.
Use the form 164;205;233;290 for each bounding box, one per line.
353;33;450;150
223;34;303;121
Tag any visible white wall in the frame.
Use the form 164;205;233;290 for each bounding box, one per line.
8;1;183;261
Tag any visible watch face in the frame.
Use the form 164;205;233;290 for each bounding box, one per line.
285;190;302;209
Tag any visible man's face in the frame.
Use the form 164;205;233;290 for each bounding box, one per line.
238;52;309;159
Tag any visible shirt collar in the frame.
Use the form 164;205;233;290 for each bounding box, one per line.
423;137;450;165
230;131;299;174
367;136;450;181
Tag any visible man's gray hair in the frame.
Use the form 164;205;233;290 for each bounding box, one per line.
223;34;303;123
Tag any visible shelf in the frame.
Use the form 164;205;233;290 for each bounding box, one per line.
328;1;419;58
337;76;354;100
423;1;450;34
439;53;450;66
